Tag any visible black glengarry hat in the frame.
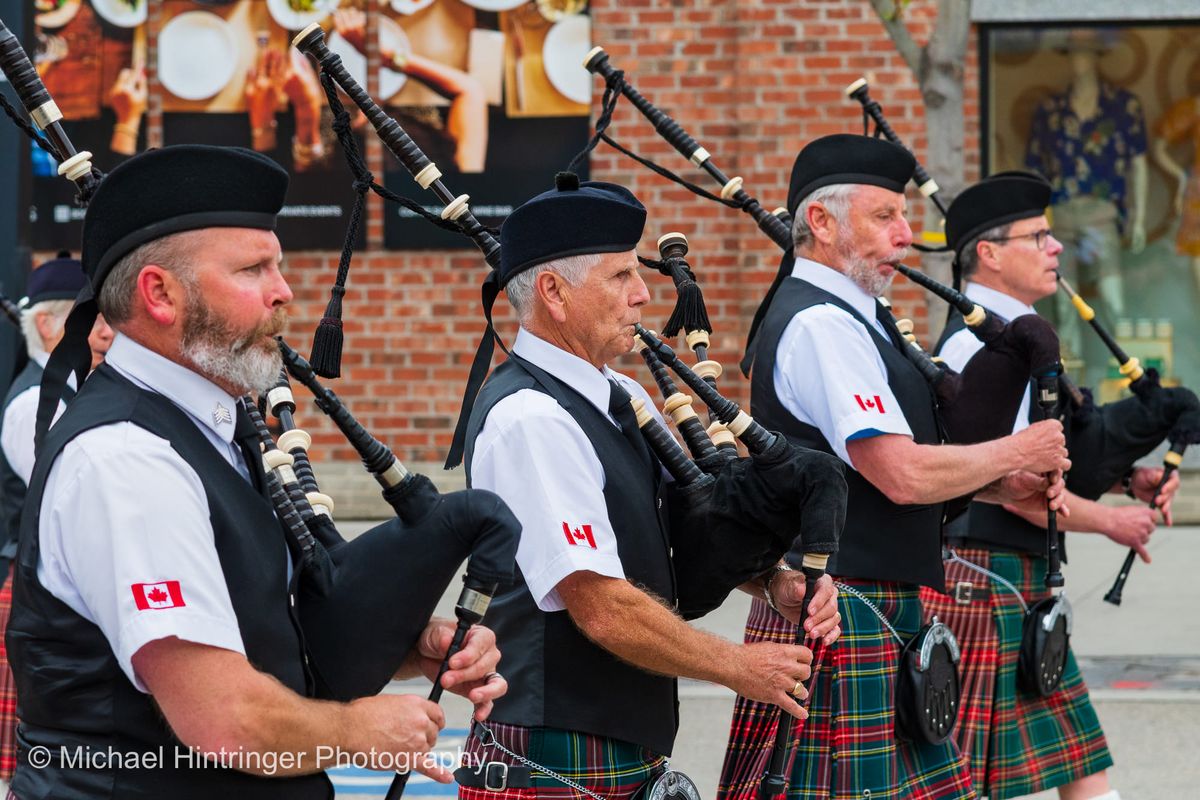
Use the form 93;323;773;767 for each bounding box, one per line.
82;145;288;288
21;252;87;308
945;170;1052;259
445;172;646;468
37;145;290;451
743;134;916;375
786;133;916;216
499;172;646;285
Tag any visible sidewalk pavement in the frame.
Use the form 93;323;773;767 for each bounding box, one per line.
333;521;1200;799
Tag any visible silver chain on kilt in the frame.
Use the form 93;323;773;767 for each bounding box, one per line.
472;721;615;800
833;582;905;645
945;549;1030;614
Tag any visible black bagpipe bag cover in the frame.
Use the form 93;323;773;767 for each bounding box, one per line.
298;474;520;700
669;436;845;620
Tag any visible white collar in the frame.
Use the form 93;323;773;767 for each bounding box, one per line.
789;255;881;323
512;327;624;418
963;282;1038;322
104;333;241;444
33;352;49;369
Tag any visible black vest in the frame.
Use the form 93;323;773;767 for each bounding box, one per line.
7;365;331;800
935;311;1066;557
464;356;679;756
749;277;947;589
0;361;45;563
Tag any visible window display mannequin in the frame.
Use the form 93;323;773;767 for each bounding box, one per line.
1025;30;1148;370
1150;95;1200;291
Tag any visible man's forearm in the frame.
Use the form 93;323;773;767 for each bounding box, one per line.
564;577;743;688
1001;490;1106;533
876;438;1026;506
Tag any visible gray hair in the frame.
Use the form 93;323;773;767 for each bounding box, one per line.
97;232;199;325
20;299;74;359
958;221;1014;281
505;252;605;324
792;183;858;250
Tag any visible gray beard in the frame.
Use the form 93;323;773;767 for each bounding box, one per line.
184;337;281;397
837;238;906;297
179;299;283;396
845;254;895;297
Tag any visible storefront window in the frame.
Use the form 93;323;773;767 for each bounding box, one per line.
984;23;1200;400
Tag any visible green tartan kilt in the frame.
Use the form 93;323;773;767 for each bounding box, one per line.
920;549;1112;799
459;721;666;800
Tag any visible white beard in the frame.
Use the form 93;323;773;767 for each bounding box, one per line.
179;292;284;396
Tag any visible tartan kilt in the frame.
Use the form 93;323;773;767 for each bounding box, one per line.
0;562;16;782
716;598;830;800
721;583;974;800
919;550;1112;799
458;722;666;800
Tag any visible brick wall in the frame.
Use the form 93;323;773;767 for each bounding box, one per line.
300;0;982;502
53;0;985;512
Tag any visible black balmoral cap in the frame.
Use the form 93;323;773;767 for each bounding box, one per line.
945;171;1052;258
82;145;289;290
22;252;87;307
445;172;647;469
786;133;916;215
497;171;647;287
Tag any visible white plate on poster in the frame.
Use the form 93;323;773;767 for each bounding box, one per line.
325;17;410;101
91;0;147;28
34;0;82;30
542;14;590;105
265;0;340;32
390;0;434;15
158;12;236;101
459;0;527;11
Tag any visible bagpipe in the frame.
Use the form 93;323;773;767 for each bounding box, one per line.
289;21;847;798
844;76;1200;602
276;342;518;800
0;20;521;790
575;53;1059;481
843;78;1080;692
290;19;846;614
577;49;1053;449
573;49;853;798
0;293;19;329
1053;277;1200;604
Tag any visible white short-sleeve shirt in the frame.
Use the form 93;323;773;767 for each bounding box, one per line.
37;333;258;692
935;282;1037;435
2;353;69;486
469;328;663;613
772;257;914;467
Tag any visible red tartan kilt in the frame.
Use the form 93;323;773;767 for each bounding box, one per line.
0;562;16;782
716;597;828;800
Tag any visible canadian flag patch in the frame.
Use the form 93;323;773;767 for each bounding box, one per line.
562;522;597;549
132;581;186;611
854;394;886;414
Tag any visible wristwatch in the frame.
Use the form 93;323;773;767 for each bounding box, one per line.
762;563;793;613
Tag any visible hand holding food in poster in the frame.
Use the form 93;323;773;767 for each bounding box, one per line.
27;0;593;252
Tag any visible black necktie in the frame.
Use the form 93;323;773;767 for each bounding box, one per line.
607;381;654;473
233;401;267;495
874;300;906;350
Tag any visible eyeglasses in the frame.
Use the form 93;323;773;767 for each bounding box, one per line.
989;229;1053;251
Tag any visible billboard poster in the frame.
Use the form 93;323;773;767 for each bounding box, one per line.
28;0;367;250
375;0;592;248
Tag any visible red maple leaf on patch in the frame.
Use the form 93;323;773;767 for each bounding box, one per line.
132;581;185;610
